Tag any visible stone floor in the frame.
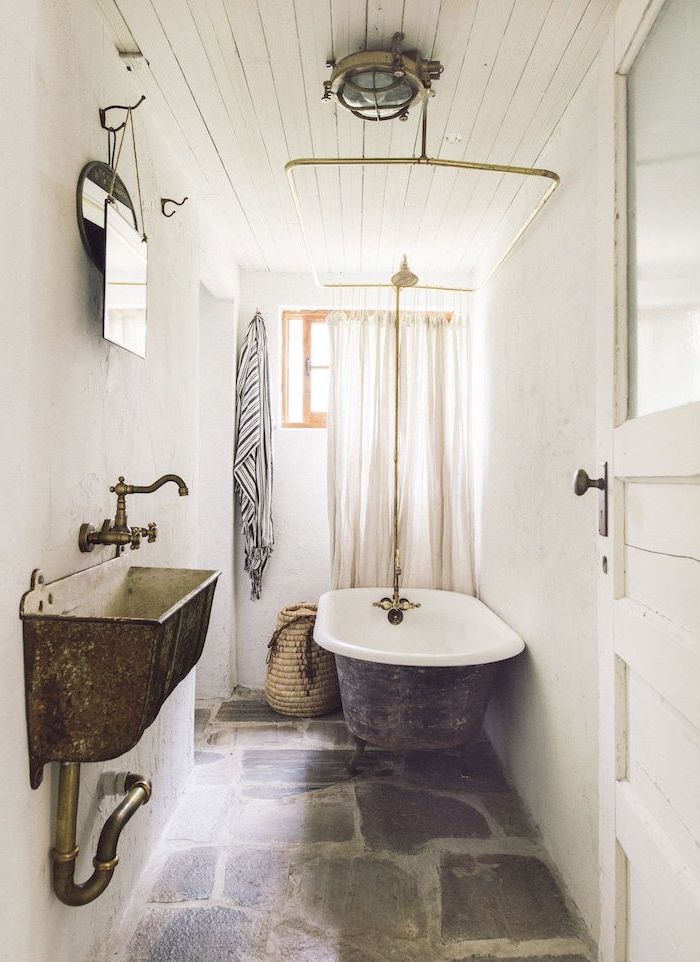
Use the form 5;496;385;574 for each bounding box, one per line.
116;692;592;962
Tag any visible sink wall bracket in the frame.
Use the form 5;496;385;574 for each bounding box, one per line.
53;761;151;906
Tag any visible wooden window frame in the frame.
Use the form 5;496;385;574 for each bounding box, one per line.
281;310;329;428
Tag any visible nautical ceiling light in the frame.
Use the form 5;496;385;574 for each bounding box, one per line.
323;32;443;122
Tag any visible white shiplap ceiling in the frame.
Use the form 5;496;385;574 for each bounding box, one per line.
95;0;617;285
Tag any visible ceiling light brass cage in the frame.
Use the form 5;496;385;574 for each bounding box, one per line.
323;32;443;122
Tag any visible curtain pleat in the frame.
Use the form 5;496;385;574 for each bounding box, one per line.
327;309;474;595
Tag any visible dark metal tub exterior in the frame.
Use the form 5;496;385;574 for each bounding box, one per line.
335;655;499;750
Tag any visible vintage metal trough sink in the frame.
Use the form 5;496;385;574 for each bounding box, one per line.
20;554;219;788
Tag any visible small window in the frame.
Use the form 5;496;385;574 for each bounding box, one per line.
281;310;329;428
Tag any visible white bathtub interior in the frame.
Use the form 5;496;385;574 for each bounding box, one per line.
315;588;525;666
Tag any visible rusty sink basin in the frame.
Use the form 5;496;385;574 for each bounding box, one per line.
20;554;220;788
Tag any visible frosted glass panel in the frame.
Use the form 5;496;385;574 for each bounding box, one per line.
310;321;330;365
287;316;304;423
310;368;329;413
627;0;700;418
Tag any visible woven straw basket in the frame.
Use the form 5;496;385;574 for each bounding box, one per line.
264;602;341;717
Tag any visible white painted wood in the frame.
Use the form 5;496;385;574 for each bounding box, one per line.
328;0;366;275
615;401;700;479
92;0;619;280
615;597;700;754
614;655;628;781
624;547;700;639
604;3;700;957
627;671;700;879
107;0;263;269
617;781;700;960
625;482;700;559
614;0;667;73
466;0;619;279
451;0;587;269
93;0;139;52
626;865;684;962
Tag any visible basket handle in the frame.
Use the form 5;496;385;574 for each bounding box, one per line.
266;614;318;682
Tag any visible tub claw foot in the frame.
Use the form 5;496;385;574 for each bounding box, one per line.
347;736;367;776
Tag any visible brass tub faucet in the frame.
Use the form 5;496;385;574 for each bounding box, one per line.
79;474;189;552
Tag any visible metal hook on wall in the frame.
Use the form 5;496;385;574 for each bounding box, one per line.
160;197;189;218
99;94;146;133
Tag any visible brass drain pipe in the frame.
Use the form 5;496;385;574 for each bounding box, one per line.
53;762;151;906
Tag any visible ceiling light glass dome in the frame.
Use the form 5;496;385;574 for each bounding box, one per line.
323;32;442;122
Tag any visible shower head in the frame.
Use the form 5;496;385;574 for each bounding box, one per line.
391;255;419;288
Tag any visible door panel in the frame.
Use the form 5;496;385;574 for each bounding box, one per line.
626;865;684;962
627;672;700;877
625;483;700;558
617;781;700;960
612;1;700;957
615;600;700;731
625;547;700;633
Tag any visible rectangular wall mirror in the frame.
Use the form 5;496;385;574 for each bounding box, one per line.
103;200;148;358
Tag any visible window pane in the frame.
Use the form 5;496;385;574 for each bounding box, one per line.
310;320;330;366
287;317;304;423
627;0;700;418
310;368;329;413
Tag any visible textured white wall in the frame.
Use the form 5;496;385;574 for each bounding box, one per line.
0;2;237;960
235;272;334;688
196;284;238;698
472;60;604;938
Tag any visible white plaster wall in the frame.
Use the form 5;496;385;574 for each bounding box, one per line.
235;272;335;688
472;61;603;938
196;284;239;698
0;3;237;960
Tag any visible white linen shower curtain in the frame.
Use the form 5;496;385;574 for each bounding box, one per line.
327;307;474;595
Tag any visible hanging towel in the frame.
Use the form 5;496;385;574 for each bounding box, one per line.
234;311;274;599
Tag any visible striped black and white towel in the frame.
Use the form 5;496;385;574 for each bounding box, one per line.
234;311;274;599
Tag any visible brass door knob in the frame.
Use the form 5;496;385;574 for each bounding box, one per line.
573;468;606;496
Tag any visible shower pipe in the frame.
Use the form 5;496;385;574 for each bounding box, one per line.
285;102;560;617
52;762;151;906
285;100;560;294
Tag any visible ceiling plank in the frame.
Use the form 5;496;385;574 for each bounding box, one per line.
328;0;369;279
450;0;594;271
293;0;346;274
419;0;554;272
149;0;286;270
461;0;617;277
257;0;329;272
394;0;517;282
190;0;301;271
108;0;261;268
94;0;618;282
378;0;480;278
219;0;308;270
360;0;406;274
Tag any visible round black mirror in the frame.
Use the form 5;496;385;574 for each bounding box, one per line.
76;161;137;271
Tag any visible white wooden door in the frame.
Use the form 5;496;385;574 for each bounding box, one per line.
606;0;700;959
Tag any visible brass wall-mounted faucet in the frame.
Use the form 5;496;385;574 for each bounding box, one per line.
79;474;189;553
373;555;421;625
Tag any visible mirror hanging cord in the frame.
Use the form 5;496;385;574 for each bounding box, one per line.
129;108;147;242
103;96;147;242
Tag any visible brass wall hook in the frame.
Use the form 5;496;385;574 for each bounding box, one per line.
161;196;189;217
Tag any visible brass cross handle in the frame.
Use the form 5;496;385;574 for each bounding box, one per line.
372;598;394;611
130;523;158;549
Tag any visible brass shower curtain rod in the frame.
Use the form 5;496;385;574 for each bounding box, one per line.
285;102;560;293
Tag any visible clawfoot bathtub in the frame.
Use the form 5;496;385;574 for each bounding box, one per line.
314;588;524;766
